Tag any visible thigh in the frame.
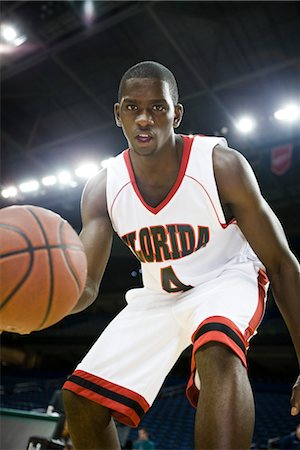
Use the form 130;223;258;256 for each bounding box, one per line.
63;288;189;427
174;262;268;407
189;262;268;346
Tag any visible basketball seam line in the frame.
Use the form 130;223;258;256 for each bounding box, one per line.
0;224;35;311
58;220;81;292
27;207;54;329
0;244;83;259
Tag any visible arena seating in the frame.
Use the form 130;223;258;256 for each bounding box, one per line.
1;373;299;449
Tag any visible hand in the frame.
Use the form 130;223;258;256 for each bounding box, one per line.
291;374;300;415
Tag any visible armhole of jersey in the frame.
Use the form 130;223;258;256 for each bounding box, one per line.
211;140;236;228
188;136;229;228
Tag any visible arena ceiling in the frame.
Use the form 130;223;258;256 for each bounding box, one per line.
1;1;300;232
1;0;300;335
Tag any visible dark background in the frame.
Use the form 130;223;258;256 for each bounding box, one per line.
1;1;300;383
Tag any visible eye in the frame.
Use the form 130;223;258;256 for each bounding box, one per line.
153;105;166;112
126;104;138;111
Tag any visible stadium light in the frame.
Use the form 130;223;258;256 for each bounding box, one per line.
1;24;17;42
19;180;39;193
0;23;27;46
58;171;72;184
75;162;98;178
83;0;95;24
101;157;114;168
41;175;57;186
274;104;299;122
1;186;18;199
235;117;256;133
13;35;27;47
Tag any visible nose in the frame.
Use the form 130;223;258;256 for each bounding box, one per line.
135;110;154;127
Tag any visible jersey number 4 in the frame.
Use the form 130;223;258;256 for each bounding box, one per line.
161;266;193;293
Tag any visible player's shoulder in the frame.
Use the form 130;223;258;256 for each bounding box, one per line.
213;143;249;175
81;168;108;215
83;168;107;195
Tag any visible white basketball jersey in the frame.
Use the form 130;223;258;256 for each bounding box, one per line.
106;135;261;294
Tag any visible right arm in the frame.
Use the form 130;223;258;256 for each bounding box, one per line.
70;168;113;314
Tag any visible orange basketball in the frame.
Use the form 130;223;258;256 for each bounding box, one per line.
0;205;87;334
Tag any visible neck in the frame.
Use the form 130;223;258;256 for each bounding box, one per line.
129;134;182;183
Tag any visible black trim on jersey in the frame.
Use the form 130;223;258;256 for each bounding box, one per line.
68;375;145;419
193;323;246;354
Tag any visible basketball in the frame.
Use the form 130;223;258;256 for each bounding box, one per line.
0;205;87;334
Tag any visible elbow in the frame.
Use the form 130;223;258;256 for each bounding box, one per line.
70;276;99;315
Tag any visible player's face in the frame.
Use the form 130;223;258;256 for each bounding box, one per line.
114;78;183;157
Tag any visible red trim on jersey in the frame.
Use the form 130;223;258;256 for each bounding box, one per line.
186;316;248;408
63;370;149;428
244;269;268;340
123;135;194;214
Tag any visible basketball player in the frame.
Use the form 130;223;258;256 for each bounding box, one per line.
62;61;300;449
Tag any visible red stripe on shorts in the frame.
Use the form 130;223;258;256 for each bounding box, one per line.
63;369;149;428
186;269;268;408
186;316;248;408
244;269;268;340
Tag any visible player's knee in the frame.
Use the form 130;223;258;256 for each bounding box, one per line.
63;389;112;428
195;341;244;379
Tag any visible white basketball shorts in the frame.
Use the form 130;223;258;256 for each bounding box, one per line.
63;261;268;427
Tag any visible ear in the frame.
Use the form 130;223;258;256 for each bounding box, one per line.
173;103;184;129
114;103;122;127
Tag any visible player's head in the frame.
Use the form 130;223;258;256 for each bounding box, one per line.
114;61;183;156
118;61;179;105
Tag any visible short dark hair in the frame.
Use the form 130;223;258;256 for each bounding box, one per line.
118;61;179;104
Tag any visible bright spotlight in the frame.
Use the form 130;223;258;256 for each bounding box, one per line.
101;157;115;168
0;23;27;46
83;0;95;24
58;171;72;184
235;117;255;133
19;180;39;193
75;163;98;178
13;35;27;47
1;186;18;198
274;104;299;122
1;24;17;42
42;175;57;186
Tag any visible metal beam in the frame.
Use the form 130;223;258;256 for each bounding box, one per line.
51;55;112;117
1;2;145;82
3;120;115;163
183;56;300;102
146;5;236;126
2;131;48;171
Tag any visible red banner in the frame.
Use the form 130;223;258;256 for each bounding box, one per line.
271;144;293;176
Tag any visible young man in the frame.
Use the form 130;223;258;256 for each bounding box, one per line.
63;61;300;449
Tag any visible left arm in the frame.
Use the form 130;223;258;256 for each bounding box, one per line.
214;144;300;415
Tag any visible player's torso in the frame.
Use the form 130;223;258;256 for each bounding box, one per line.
106;135;256;294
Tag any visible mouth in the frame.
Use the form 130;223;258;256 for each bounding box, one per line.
135;133;153;144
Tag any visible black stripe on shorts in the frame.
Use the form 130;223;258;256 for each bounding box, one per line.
193;322;246;354
68;374;145;419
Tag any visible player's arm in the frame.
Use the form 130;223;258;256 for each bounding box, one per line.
214;144;300;415
70;168;113;314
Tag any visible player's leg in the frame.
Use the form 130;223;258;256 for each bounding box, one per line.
62;287;189;448
194;342;254;449
63;389;120;449
178;263;268;449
